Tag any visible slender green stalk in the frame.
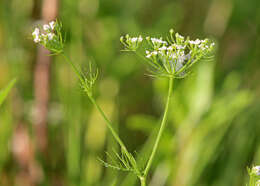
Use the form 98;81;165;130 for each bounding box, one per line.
61;53;84;82
143;76;174;178
60;53;143;176
61;53;126;150
89;95;141;176
88;96;127;150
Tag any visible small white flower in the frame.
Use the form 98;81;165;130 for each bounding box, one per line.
152;51;158;56
151;38;167;45
145;50;150;54
167;46;173;51
174;44;185;50
32;28;40;37
138;36;143;42
253;166;260;176
32;28;41;43
189;39;200;45
47;33;55;40
150;38;157;44
175;33;184;40
49;21;55;30
147;51;158;58
195;39;201;44
34;36;41;43
146;54;152;58
159;46;167;51
158;51;164;55
43;24;50;31
131;37;138;42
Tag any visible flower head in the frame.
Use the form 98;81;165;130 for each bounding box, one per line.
32;20;64;54
120;28;215;78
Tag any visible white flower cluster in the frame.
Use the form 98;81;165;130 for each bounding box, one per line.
189;39;215;50
130;36;143;43
145;37;168;50
120;29;215;77
120;35;143;51
144;32;214;76
32;21;56;44
32;20;64;53
151;37;167;45
145;44;191;74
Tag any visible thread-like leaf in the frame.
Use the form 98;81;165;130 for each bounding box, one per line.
98;148;141;175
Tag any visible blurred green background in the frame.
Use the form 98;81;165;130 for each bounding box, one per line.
0;0;260;185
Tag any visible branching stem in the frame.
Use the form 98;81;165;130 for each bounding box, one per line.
61;52;174;185
140;176;146;186
61;53;125;150
61;53;141;176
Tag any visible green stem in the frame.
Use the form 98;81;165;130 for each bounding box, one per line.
88;96;127;150
89;95;141;176
61;53;84;82
61;53;125;150
140;177;146;186
143;76;174;177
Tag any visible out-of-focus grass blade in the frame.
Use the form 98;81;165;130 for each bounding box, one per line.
0;79;16;107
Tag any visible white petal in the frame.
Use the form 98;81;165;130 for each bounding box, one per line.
49;21;55;30
47;33;55;40
34;36;41;43
32;28;40;36
43;24;50;31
